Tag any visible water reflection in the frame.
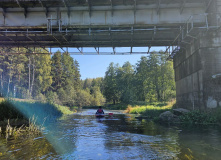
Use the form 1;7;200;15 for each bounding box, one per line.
0;109;221;159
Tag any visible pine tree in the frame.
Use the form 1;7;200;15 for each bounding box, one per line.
116;61;135;103
51;51;63;91
73;59;81;91
33;53;52;96
103;62;119;104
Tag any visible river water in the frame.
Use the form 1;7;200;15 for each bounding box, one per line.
0;109;221;160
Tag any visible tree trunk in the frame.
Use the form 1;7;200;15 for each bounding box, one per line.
7;75;10;97
30;57;35;98
0;73;3;96
7;59;12;97
113;99;116;105
28;56;31;99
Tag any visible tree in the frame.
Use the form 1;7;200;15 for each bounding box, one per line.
90;86;106;106
116;61;135;103
73;60;81;91
51;51;63;91
134;53;176;102
75;89;92;107
32;53;52;98
103;62;119;104
134;56;150;101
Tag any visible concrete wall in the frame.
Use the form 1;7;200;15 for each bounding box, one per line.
0;6;204;28
174;0;221;110
174;29;221;110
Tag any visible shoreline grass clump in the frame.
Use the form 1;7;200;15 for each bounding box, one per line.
125;100;175;119
179;110;218;125
0;100;74;138
0;100;25;121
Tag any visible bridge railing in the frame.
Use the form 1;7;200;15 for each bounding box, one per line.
167;13;221;60
47;16;62;34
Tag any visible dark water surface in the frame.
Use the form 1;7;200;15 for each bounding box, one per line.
0;109;221;160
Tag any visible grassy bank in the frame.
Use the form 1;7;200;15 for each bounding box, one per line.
124;101;175;119
0;100;74;127
82;104;128;110
124;100;221;125
0;100;74;137
179;109;221;125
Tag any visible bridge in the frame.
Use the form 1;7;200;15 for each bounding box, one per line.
0;0;221;109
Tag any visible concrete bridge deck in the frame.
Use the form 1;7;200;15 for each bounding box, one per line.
0;0;214;49
1;0;221;110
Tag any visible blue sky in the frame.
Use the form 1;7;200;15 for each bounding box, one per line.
52;47;165;80
72;54;144;79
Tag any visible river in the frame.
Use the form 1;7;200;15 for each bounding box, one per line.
0;109;221;160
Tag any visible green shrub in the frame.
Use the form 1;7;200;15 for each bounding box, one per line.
179;110;217;124
0;100;25;121
0;100;74;122
105;103;128;110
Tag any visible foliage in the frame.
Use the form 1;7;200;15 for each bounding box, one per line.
0;100;25;121
103;53;176;105
75;89;92;107
0;100;74;123
179;110;217;124
81;77;105;106
213;107;221;124
103;62;119;104
45;91;61;105
0;48;175;109
53;104;74;115
125;101;175;119
50;51;81;107
134;53;175;102
34;93;47;103
105;103;129;110
0;49;81;107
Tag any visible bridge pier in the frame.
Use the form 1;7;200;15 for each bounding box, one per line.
174;30;221;110
174;0;221;110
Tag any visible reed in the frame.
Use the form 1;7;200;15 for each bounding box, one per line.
125;100;176;119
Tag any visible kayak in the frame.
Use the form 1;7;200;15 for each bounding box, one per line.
95;114;105;118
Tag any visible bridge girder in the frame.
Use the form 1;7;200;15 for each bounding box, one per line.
0;0;219;52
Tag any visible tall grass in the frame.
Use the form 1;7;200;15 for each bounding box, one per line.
0;97;4;102
54;104;74;115
0;100;74;137
125;100;176;119
0;100;74;122
0;100;25;121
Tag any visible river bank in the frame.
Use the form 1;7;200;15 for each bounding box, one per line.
123;101;221;125
0;100;74;136
1;109;221;159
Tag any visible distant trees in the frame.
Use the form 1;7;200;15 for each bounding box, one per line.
49;51;81;106
0;48;175;107
0;49;81;107
103;62;119;104
81;77;106;106
103;53;176;104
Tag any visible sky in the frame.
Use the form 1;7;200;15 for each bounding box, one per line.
72;54;144;80
52;47;165;80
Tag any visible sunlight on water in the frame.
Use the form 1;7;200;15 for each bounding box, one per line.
1;109;221;159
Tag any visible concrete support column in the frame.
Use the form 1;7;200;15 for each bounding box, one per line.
174;0;221;110
174;31;221;110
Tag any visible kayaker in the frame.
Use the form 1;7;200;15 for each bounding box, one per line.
96;106;104;114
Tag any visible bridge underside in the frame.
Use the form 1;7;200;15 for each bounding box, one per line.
0;0;212;51
1;0;221;110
